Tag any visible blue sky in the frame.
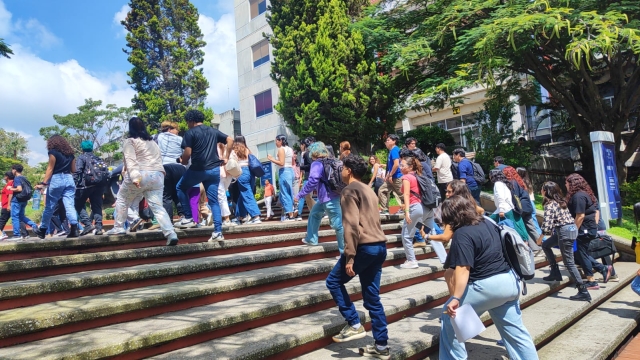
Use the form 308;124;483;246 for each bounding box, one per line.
0;0;238;164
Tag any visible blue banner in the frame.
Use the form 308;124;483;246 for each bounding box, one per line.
602;143;622;220
260;161;273;186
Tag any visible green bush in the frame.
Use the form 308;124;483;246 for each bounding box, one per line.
104;208;115;220
621;179;640;206
255;186;264;201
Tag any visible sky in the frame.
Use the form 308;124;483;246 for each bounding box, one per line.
0;0;239;165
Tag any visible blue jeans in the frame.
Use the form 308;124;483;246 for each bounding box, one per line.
278;168;294;214
575;234;605;277
439;271;538;360
236;167;260;218
177;167;221;232
40;173;78;230
10;200;37;237
469;185;481;205
326;242;388;346
298;180;308;214
306;197;345;253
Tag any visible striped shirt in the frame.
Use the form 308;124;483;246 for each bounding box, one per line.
157;132;183;165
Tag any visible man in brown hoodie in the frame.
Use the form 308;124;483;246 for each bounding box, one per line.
326;154;390;359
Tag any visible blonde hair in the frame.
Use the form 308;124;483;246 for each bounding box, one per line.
233;142;249;160
160;121;178;132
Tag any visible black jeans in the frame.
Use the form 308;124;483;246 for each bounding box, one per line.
437;182;450;201
75;186;105;229
163;164;185;219
575;234;606;277
0;208;28;236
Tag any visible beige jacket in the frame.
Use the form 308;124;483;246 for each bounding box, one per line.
123;138;165;182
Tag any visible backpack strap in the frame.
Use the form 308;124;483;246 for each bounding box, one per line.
485;217;527;296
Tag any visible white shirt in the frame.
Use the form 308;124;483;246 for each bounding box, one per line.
493;181;515;214
283;146;293;168
434;152;453;183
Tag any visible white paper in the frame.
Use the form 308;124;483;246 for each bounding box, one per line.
431;241;448;264
451;304;486;343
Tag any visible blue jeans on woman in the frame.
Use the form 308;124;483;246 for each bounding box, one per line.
40;173;78;231
326;242;388;347
278;168;294;214
236;167;260;218
10;201;38;237
439;271;538;360
306;197;345;253
177;167;221;233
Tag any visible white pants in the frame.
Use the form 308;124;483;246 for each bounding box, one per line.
265;196;273;217
218;176;232;217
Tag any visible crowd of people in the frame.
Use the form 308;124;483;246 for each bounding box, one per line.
0;110;630;359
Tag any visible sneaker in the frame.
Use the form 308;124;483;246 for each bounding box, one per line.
32;227;46;239
208;231;224;242
247;217;262;225
0;232;8;241
166;234;179;246
323;215;328;219
128;218;145;233
301;238;316;246
496;339;505;346
281;217;295;222
379;210;389;215
173;216;185;225
295;216;302;221
222;220;232;227
400;260;419;269
56;230;68;237
94;229;103;236
175;218;196;229
230;218;242;226
148;224;160;230
105;228;126;235
609;274;620;282
19;236;30;240
359;344;390;360
332;324;366;343
585;281;600;290
79;225;95;236
600;265;612;283
413;242;427;248
394;209;404;215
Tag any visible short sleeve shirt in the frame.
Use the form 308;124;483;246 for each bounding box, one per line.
401;173;421;205
181;126;228;171
458;158;477;188
435;153;453;184
568;191;597;234
447;220;511;282
1;180;13;209
387;146;402;179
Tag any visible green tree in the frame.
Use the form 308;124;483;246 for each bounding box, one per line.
0;38;12;59
0;129;29;161
401;126;455;158
358;0;640;182
122;0;211;129
268;0;398;152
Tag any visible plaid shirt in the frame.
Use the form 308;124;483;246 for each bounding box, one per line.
542;200;575;235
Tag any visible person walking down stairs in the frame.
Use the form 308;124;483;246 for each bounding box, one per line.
537;181;591;301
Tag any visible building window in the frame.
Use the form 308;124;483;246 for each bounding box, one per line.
257;141;276;160
252;39;270;68
255;89;273;117
250;0;267;19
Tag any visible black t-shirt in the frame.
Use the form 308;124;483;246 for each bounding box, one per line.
49;149;74;174
181;125;228;171
447;219;511;282
568;191;597;234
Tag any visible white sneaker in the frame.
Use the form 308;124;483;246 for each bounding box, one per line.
295;216;302;221
400;260;419;269
105;228;126;235
230;218;242;226
247;217;262;225
173;216;185;225
208;231;224;242
222;220;232;227
0;232;7;241
175;218;196;229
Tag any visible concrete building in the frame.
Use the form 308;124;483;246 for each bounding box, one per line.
212;109;242;138
234;0;297;161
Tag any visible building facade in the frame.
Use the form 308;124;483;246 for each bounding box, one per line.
234;0;297;161
212;109;242;138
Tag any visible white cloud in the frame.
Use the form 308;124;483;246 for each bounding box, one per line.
199;13;239;113
113;4;129;37
0;0;11;37
13;18;62;49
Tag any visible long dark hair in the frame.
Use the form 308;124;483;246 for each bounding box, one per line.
402;156;423;176
566;173;597;204
541;181;567;209
441;195;482;231
47;134;75;156
276;134;288;147
128;117;152;141
516;167;534;195
489;169;514;192
235;135;247;146
448;180;476;205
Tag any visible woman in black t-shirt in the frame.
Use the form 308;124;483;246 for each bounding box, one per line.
566;173;612;289
33;135;79;239
439;196;537;360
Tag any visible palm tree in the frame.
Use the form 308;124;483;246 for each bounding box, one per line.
0;39;13;59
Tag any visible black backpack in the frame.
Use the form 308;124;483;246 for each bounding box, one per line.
410;173;441;209
14;176;33;202
472;161;487;185
510;180;533;216
450;162;459;180
319;158;346;193
83;154;109;186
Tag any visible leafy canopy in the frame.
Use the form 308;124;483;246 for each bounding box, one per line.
0;129;29;162
0;38;12;59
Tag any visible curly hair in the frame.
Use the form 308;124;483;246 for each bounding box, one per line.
47;134;75;156
339;141;351;160
565;173;597;204
343;154;367;179
489;169;514;192
502;166;527;190
441;195;482;231
185;109;205;123
541;181;567;209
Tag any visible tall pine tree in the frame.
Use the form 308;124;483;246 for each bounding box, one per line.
268;0;397;152
122;0;210;128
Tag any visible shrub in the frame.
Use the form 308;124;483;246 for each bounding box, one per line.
104;208;115;220
621;179;640;206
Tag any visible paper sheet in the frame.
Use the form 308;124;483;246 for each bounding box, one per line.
430;241;448;264
451;304;486;343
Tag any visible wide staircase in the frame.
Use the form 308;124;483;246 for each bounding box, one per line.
0;211;637;359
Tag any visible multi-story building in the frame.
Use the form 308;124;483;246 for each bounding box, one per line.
234;0;297;161
212;109;242;138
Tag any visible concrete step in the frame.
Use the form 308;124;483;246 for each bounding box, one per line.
537;280;640;360
0;244;440;347
0;256;450;358
0;223;402;282
295;262;638;360
0;215;402;262
0;232;404;308
150;259;562;360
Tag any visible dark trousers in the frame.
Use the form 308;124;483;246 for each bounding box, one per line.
575;234;606;277
47;199;68;234
468;185;481;206
75;186;105;229
0;209;23;235
437;182;450;201
163;164;186;219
